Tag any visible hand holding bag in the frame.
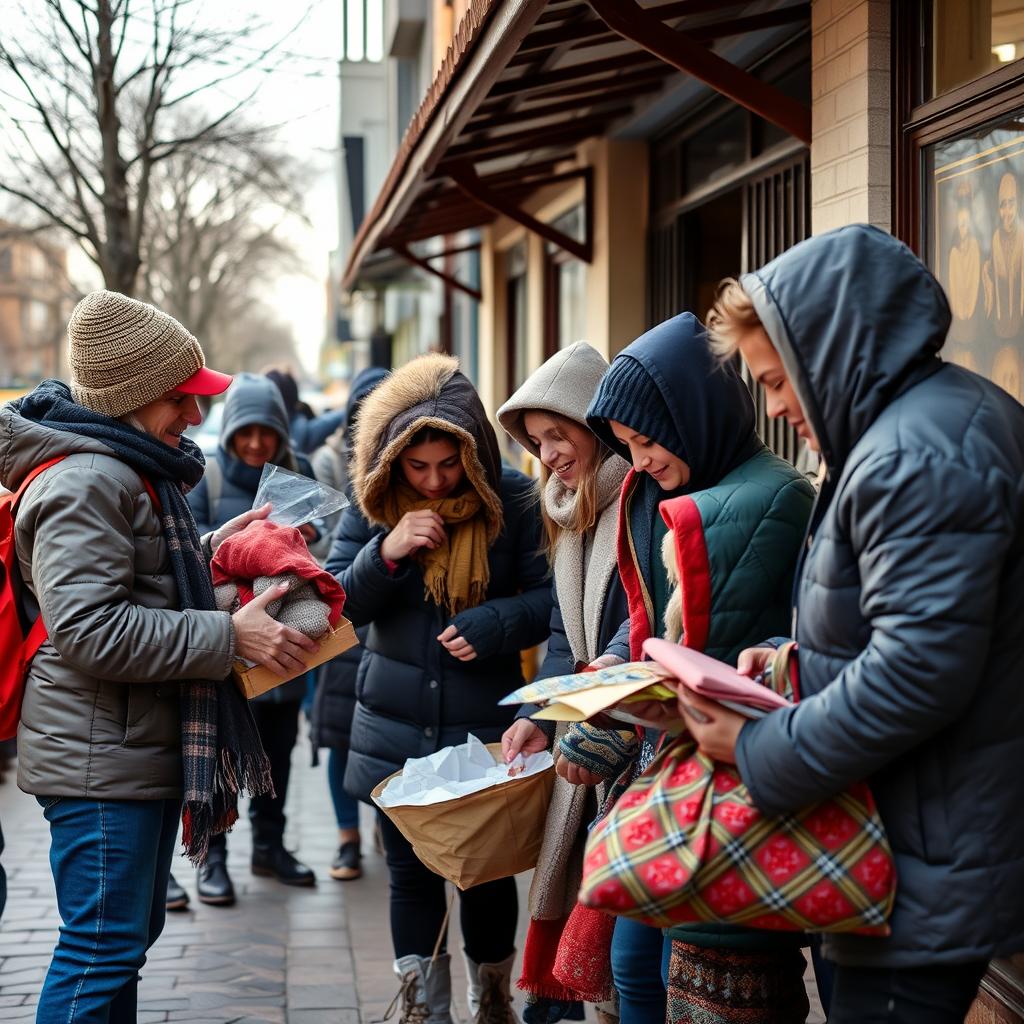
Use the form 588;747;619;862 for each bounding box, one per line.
578;645;896;935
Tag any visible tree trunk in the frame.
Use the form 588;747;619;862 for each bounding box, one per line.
93;0;139;295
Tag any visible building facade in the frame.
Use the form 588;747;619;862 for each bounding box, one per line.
340;6;1024;1013
0;227;74;388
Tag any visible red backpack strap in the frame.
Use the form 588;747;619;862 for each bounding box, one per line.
140;477;162;513
11;457;67;509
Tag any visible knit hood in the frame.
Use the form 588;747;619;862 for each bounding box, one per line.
587;312;761;491
219;373;291;456
497;341;611;456
351;353;504;540
740;224;949;474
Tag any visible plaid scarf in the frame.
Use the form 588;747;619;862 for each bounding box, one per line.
16;380;273;862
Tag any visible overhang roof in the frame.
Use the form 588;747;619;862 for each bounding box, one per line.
343;0;810;292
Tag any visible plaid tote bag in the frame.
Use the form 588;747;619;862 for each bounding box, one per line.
578;736;896;935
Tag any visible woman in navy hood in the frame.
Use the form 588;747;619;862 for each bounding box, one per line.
695;224;1024;1023
579;314;813;1024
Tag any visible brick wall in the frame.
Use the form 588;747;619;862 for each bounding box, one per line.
811;0;891;233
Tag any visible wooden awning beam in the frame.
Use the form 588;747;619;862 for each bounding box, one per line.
587;0;811;145
465;85;663;132
447;161;592;263
394;243;482;301
443;107;631;163
488;50;661;98
520;0;745;54
422;241;482;259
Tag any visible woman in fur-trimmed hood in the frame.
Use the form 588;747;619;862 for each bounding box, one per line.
327;353;552;1024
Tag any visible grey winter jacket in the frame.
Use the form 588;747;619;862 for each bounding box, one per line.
0;407;234;799
735;225;1024;968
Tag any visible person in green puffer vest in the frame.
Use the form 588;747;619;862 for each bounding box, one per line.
580;312;815;1024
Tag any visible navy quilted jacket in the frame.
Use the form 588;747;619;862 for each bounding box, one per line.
736;225;1024;967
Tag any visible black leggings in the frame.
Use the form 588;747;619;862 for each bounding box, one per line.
828;961;987;1023
377;811;518;964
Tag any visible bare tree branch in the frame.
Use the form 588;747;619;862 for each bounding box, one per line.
0;0;310;296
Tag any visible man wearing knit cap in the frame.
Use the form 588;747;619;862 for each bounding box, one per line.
0;290;319;1022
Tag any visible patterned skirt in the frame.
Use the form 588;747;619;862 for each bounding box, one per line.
666;941;810;1024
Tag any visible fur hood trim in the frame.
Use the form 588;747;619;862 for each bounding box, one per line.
351;353;504;540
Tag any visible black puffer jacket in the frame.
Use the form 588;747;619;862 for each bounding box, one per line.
327;355;552;801
735;225;1024;968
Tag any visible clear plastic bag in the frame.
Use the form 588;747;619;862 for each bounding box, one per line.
252;464;349;529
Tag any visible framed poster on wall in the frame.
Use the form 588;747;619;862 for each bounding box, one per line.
926;115;1024;401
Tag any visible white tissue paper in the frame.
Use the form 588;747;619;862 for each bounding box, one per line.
376;734;554;808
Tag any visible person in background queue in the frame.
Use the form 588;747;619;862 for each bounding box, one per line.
184;372;323;906
309;366;389;882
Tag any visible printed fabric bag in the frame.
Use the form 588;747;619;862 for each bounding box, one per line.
578;646;897;935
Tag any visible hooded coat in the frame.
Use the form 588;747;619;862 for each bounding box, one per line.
587;314;814;951
186;372;318;703
0;403;233;799
310;366;389;756
326;354;552;801
497;342;630;679
735;224;1024;968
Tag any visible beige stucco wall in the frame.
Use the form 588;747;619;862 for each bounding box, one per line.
476;138;648;416
811;0;891;233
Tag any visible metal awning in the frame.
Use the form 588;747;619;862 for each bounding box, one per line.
343;0;811;294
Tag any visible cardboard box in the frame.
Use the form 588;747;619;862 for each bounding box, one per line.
233;616;359;700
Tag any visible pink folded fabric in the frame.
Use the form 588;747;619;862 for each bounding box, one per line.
642;637;790;712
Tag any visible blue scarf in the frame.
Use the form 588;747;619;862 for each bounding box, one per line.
16;380;272;862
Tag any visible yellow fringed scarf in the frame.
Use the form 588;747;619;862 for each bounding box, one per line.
382;481;490;615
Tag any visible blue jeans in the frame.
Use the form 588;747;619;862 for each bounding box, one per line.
37;796;180;1024
327;748;360;831
611;917;668;1024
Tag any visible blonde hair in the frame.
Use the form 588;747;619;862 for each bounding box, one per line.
534;412;608;563
706;278;762;360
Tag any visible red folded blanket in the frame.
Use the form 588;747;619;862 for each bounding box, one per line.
211;520;346;625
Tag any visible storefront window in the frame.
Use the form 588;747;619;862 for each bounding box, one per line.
506;242;529;393
544;206;587;358
925;111;1024;400
929;0;1024;99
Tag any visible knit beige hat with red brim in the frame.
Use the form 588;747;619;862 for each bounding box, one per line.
69;289;211;418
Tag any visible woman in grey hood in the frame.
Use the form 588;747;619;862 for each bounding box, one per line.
497;342;630;1023
691;224;1024;1023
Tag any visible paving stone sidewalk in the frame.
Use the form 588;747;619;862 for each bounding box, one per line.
0;735;823;1023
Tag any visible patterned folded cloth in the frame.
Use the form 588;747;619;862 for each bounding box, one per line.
558;722;640;780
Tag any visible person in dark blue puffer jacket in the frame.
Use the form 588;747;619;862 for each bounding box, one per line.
689;224;1024;1024
309;366;389;883
326;353;551;1024
184;372;322;906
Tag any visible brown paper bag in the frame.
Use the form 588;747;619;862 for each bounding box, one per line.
233;616;359;700
371;742;555;890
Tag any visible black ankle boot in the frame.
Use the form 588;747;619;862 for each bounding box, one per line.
165;872;190;911
251;843;316;886
197;853;236;906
